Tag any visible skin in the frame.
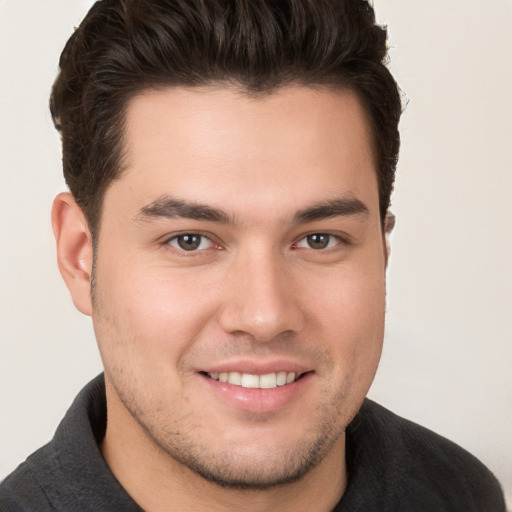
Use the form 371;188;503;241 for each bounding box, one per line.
52;86;390;511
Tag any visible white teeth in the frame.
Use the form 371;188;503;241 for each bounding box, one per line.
259;373;277;389
241;374;260;388
208;371;300;389
228;372;242;386
286;372;296;384
276;371;287;386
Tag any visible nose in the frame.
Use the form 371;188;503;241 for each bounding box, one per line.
218;250;306;342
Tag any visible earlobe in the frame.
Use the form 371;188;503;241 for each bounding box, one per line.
51;192;93;316
384;211;395;264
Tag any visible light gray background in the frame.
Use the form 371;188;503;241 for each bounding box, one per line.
1;0;511;507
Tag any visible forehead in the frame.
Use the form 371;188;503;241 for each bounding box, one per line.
112;85;378;221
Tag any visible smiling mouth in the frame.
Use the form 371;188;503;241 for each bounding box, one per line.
203;371;305;389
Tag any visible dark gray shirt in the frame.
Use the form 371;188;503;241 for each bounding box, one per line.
0;375;506;511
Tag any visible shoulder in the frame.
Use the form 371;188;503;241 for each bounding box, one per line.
0;444;57;511
0;376;142;512
358;399;499;481
0;376;102;512
345;399;507;511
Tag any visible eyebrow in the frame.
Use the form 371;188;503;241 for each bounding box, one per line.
136;196;232;223
293;197;369;224
135;195;369;225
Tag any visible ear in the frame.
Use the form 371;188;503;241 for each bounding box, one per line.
384;211;395;265
51;192;93;316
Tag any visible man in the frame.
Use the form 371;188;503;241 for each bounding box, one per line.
0;0;506;510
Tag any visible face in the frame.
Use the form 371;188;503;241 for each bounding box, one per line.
91;86;387;488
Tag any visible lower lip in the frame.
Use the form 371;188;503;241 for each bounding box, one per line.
200;373;313;413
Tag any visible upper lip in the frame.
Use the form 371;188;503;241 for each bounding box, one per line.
200;359;312;376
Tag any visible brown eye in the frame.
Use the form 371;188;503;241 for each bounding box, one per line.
295;233;341;250
169;234;213;252
306;234;330;249
178;235;201;251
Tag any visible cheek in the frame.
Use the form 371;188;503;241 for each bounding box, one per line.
306;260;386;379
93;257;220;361
308;257;386;328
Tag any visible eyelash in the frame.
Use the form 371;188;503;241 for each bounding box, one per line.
165;232;219;255
293;233;343;251
164;232;347;255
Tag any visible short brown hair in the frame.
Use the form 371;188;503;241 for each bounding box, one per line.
50;0;402;238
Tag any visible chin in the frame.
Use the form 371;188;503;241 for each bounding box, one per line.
167;432;339;490
141;405;348;490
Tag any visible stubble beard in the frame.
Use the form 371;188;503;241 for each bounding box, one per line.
109;373;348;491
